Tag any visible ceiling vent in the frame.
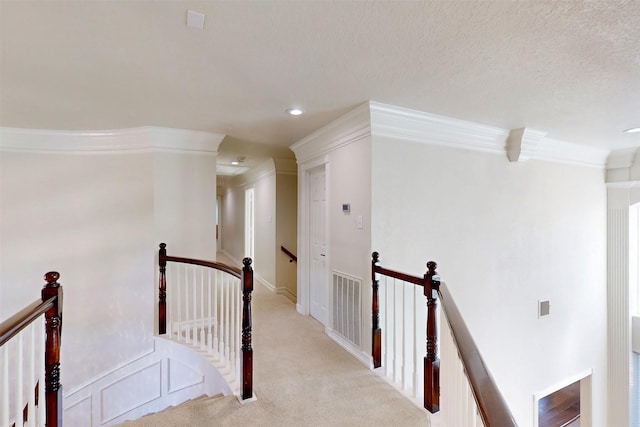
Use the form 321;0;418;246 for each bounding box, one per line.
187;10;205;30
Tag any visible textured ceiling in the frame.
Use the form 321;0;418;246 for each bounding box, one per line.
1;1;639;155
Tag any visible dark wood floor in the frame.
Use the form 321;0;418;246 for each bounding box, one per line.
538;380;580;427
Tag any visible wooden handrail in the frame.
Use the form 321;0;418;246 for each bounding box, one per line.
438;282;517;427
280;245;297;263
162;254;242;277
0;297;55;347
372;252;516;426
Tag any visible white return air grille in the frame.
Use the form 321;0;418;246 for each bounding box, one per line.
332;271;361;347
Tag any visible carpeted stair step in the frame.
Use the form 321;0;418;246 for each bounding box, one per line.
117;394;233;427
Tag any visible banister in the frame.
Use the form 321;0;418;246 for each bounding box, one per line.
372;252;517;426
438;281;517;427
1;272;63;427
162;255;242;277
158;243;254;401
280;245;297;263
0;297;56;347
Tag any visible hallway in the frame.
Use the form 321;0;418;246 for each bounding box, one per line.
123;253;431;426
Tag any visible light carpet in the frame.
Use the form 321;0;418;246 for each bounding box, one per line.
119;256;431;427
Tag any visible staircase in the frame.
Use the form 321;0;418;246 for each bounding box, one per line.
119;266;431;426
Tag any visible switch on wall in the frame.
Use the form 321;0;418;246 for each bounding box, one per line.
538;300;550;317
357;215;363;229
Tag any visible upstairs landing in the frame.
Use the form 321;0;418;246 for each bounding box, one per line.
120;253;430;426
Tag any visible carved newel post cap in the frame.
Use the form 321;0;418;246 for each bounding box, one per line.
44;271;60;286
426;261;437;274
372;252;380;262
242;257;253;268
159;243;166;249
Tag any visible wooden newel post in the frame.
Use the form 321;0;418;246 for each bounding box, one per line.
42;271;63;427
371;252;382;368
159;243;167;335
424;261;440;413
241;257;254;400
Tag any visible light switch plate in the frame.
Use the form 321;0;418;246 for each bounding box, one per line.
539;300;550;317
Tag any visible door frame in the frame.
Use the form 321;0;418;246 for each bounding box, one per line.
297;155;330;320
533;369;592;427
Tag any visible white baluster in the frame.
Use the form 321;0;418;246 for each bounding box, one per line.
219;273;225;359
207;270;213;353
37;318;45;427
192;266;197;346
224;275;230;364
236;279;241;383
177;264;182;340
413;284;419;401
167;263;173;337
27;324;35;427
1;344;9;427
16;333;24;427
229;278;236;376
200;268;205;349
213;270;219;357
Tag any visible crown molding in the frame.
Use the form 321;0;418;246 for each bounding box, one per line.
507;128;547;162
368;101;609;168
606;147;640;187
290;103;372;164
370;101;509;155
0;126;225;154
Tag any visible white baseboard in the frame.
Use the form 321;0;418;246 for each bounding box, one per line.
255;274;275;292
219;250;242;267
326;328;372;368
63;337;233;426
276;287;296;303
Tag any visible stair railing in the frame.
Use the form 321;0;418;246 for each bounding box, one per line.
0;272;63;427
280;245;297;263
158;243;253;401
371;252;517;426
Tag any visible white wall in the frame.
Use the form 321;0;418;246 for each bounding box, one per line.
154;151;218;260
371;136;607;427
220;183;244;262
0;127;222;393
0;150;155;388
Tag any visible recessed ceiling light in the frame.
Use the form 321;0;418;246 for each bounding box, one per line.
287;108;304;116
231;161;239;165
624;127;640;133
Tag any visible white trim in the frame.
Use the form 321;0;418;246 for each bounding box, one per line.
369;101;609;167
533;369;593;427
290;103;371;163
326;328;372;367
63;337;232;426
506;128;547;162
370;101;508;156
255;274;276;293
0;126;224;154
276;287;296;302
219;250;242;267
607;147;640;185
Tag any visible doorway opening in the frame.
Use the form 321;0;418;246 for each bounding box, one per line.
535;373;591;427
245;188;255;262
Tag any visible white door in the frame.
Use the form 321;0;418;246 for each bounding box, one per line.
309;166;327;324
